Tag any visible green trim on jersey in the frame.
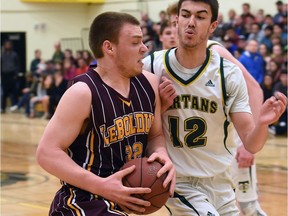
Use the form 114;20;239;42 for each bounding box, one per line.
219;57;231;155
163;48;212;86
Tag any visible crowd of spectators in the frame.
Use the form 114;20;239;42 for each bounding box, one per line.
7;41;94;119
139;1;287;135
2;1;287;134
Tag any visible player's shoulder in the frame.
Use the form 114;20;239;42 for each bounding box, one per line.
207;40;224;49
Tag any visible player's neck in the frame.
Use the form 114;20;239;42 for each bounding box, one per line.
176;45;207;69
95;64;131;98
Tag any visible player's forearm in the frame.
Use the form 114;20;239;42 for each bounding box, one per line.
242;124;268;154
36;147;105;196
146;134;168;157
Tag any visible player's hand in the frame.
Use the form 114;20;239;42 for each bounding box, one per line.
159;76;177;113
259;92;287;126
147;152;176;197
236;144;255;168
103;166;151;214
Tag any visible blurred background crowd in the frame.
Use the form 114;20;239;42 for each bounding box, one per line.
1;1;287;135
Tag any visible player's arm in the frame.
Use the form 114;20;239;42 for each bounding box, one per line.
36;82;151;213
210;44;263;121
142;70;176;196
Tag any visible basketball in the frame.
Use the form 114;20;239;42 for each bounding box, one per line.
121;157;170;215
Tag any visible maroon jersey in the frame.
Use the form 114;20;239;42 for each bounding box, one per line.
49;68;156;216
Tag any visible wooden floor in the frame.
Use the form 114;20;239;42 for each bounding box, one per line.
1;113;287;216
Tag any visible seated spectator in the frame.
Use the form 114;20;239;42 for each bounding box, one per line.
239;40;265;84
259;44;272;72
269;70;288;135
267;60;282;84
30;49;42;77
64;49;77;66
63;58;77;80
10;72;37;116
261;74;274;101
260;25;273;51
82;50;93;66
42;70;68;119
28;74;50;118
76;58;88;76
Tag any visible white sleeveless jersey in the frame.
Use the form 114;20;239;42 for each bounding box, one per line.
143;48;251;177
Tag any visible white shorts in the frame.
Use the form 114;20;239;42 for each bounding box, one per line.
231;158;258;202
166;169;239;216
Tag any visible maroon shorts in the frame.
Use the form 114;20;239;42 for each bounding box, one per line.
49;185;128;216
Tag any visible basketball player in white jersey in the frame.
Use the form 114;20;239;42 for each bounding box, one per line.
142;0;287;215
147;3;269;216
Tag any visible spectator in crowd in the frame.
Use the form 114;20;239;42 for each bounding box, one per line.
273;23;287;46
51;41;64;64
75;50;83;67
269;70;288;135
271;44;284;66
261;74;274;101
239;40;265;84
62;58;77;81
274;0;287;25
267;59;282;84
9;72;37;116
42;70;68;119
76;58;88;76
260;25;273;51
30;49;42;77
241;3;255;24
82;49;93;65
64;49;77;66
259;43;272;70
28;74;49;118
247;23;265;42
1;40;20;113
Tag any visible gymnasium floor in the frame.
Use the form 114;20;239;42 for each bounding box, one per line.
1;113;287;216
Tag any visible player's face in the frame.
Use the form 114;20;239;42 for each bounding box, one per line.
114;24;148;77
177;1;217;49
160;26;177;49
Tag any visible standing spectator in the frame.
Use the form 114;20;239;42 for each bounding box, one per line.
241;3;255;24
51;41;64;64
239;40;265;84
1;40;20;113
30;49;42;77
274;1;286;25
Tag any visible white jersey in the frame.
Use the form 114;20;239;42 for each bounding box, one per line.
143;48;251;178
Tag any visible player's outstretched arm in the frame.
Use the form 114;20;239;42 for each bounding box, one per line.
36;82;151;213
210;45;263;121
232;92;287;153
142;70;176;196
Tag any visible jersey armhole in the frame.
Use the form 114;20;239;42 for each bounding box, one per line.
220;57;227;106
150;53;155;74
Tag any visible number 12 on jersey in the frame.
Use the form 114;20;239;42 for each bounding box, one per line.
169;116;207;148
